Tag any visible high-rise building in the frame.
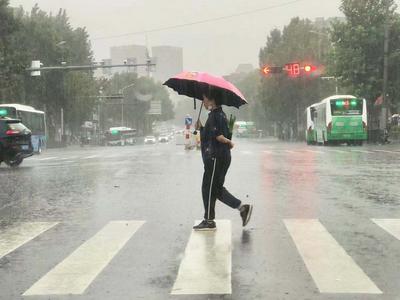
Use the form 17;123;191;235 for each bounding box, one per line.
152;46;183;83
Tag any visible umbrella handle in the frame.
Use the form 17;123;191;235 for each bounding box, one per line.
193;102;203;135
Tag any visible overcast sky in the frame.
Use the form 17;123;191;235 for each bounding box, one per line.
6;0;376;75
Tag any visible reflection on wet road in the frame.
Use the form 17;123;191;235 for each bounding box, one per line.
0;140;400;299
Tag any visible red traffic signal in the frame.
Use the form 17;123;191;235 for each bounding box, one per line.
285;63;301;77
303;64;317;73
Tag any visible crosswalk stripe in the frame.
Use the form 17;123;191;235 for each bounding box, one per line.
372;219;400;240
284;219;382;294
0;222;58;260
23;220;145;296
171;220;231;295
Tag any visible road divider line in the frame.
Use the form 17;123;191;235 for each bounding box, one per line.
38;157;58;161
284;150;298;154
372;219;400;240
351;150;374;154
0;222;58;260
23;220;145;296
328;149;348;153
284;219;382;294
373;150;399;154
240;151;252;155
83;155;99;159
171;220;232;295
305;150;325;154
60;156;77;160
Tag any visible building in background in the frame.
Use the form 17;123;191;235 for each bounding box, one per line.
110;45;148;77
152;46;183;83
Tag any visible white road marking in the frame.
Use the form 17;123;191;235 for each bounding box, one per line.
328;149;348;153
373;150;399;154
23;220;145;296
0;222;58;260
171;220;232;295
59;156;77;160
372;219;400;240
284;219;382;294
80;155;99;159
305;150;325;154
284;150;298;154
262;150;272;154
240;151;253;155
38;157;58;161
351;150;374;154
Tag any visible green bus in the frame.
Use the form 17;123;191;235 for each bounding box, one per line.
306;95;367;146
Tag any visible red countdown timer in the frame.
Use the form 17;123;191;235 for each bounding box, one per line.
285;63;300;77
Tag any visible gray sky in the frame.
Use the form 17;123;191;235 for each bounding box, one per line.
9;0;346;75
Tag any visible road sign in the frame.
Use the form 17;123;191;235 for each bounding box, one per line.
185;117;193;126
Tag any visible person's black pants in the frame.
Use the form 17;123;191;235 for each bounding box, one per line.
202;156;241;220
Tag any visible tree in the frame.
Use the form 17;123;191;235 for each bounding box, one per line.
258;18;333;139
1;4;97;141
0;0;21;100
100;72;174;135
330;0;400;107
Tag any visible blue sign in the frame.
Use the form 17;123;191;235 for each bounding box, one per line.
185;117;192;126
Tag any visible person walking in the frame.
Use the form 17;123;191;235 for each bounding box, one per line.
193;89;253;231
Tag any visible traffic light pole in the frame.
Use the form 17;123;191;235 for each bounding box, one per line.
27;62;156;73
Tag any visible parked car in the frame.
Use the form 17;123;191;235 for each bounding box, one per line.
0;117;33;167
144;136;156;144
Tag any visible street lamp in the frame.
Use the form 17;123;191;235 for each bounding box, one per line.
119;83;135;127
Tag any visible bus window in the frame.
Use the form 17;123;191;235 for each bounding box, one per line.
330;99;363;116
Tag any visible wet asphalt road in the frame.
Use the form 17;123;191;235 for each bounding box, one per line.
1;139;400;300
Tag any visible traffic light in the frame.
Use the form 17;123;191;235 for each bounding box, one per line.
303;64;317;74
285;63;301;77
261;65;282;76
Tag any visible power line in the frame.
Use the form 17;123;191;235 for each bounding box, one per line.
92;0;306;41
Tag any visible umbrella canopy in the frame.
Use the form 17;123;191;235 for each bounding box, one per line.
163;71;247;108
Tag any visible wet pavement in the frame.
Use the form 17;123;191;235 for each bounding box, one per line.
1;139;400;299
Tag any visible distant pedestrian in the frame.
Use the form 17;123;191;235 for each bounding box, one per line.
193;89;253;231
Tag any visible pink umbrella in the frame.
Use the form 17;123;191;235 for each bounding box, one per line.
163;71;247;108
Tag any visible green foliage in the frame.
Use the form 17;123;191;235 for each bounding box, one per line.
330;0;400;107
0;3;96;141
258;17;334;138
100;72;174;135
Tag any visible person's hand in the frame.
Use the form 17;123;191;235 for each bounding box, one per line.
229;141;234;149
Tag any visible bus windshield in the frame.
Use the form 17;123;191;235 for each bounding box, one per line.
330;99;363;116
0;106;17;118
